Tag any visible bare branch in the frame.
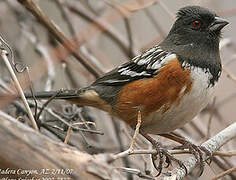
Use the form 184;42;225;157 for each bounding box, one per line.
211;167;236;180
165;123;236;179
64;0;140;56
17;0;103;78
0;43;38;130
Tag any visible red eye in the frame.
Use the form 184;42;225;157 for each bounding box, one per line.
192;20;201;29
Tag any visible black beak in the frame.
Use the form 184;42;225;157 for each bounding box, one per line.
209;17;229;31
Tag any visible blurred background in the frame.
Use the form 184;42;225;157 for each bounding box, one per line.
0;0;235;179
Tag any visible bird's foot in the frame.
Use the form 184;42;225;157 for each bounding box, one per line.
174;140;211;176
141;133;187;176
151;140;187;176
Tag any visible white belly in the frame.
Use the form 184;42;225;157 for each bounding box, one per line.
142;66;217;134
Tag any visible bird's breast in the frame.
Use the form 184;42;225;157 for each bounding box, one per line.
141;65;217;134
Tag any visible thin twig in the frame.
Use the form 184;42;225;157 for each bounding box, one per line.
211;167;236;180
108;111;142;162
64;126;72;144
213;150;236;157
0;47;38;130
36;90;62;123
50;110;104;135
109;148;236;161
110;149;157;161
17;0;103;78
72;121;96;127
65;0;139;57
116;167;156;180
64;119;95;145
55;0;78;43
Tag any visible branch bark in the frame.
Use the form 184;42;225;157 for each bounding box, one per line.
0;111;125;180
163;122;236;180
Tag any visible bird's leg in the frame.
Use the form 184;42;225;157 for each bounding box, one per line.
160;133;212;176
140;131;187;176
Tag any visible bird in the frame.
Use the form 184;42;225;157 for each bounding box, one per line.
16;5;229;176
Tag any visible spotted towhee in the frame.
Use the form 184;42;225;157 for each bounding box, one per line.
24;6;228;175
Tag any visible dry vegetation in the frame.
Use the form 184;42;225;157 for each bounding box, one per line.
0;0;235;180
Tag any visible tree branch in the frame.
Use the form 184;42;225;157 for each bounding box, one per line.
0;46;38;131
0;111;125;180
164;122;236;180
17;0;103;78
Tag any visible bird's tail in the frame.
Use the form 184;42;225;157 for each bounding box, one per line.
1;87;107;109
24;88;86;100
25;87;106;109
0;88;89;105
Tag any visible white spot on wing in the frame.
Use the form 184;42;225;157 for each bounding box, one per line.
148;53;177;69
118;66;129;73
149;61;162;69
133;55;141;63
137;56;152;65
118;46;177;78
162;54;176;64
179;85;187;96
120;70;150;77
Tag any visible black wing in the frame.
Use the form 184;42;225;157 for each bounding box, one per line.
90;45;176;105
92;45;174;86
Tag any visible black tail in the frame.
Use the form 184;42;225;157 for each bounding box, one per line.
25;87;106;109
1;87;107;110
24;88;87;100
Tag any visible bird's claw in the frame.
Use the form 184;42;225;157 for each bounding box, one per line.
151;140;187;176
174;141;211;176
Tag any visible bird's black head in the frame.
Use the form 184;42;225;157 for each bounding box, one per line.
173;6;228;38
162;6;228;51
160;6;229;86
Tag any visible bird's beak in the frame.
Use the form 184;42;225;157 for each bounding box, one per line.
209;17;229;31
